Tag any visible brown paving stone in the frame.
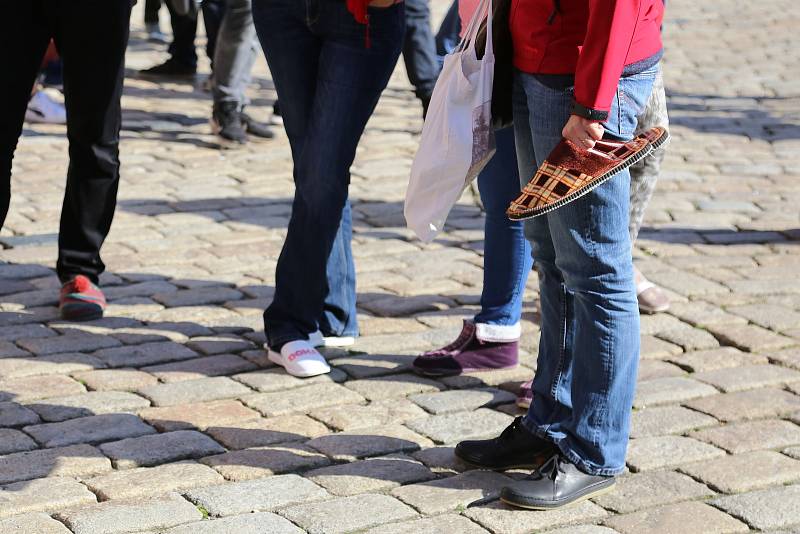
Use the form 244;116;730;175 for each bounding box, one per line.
139;399;261;431
685;388;800;422
630;405;719;439
206;414;329;449
592;470;715;514
604;501;748;534
137;376;252;406
465;500;608;534
705;323;796;352
668;300;749;328
633;376;719;408
0;477;97;519
679;450;800;493
142;354;256;382
689;419;800;453
640;335;685;360
0;513;73;534
71;368;158;391
666;347;768;373
84;461;224;500
636;360;686;381
309;399;428;431
232;367;347;392
279;493;418;534
405;408;514;444
242;383;365;417
626;436;725;472
409;388;517;414
201;443;330;481
0;374;86;402
391;470;511;515
693;364;800;392
439;366;535;389
656;326;721;351
344;373;443;401
0;352;103;378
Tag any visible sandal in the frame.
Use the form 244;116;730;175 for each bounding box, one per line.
637;279;670;314
507;126;669;220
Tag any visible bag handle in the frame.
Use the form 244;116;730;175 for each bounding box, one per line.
459;0;494;57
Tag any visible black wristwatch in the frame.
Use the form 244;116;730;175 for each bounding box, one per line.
570;101;608;122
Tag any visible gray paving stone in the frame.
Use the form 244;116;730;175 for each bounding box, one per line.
391;470;510;515
139;399;261;431
232;367;347;392
769;348;800;371
93;341;199;368
279;493;418;534
26;391;151;422
0;401;40;427
465;500;608;534
640;335;684;360
306;424;433;461
0;477;97;518
439;366;534;389
0;513;72;534
85;461;224;500
712;485;800;531
99;430;226;468
142;354;256;382
55;492;202;534
16;334;121;355
185;473;328;517
24;413;156;448
0;444;111;484
309;399;428;431
626;436;726;472
690;419;800;453
656;326;721;351
409;388;516;414
785;446;800;460
364;514;488;534
412;446;468;474
544;527;619;534
329;352;414;378
668;300;749;328
206;414;329;449
685;388;800;422
666;347;768;373
0;374;86;402
727;303;800;332
630;405;718;438
593;470;715;514
0;324;56;343
0;428;37;455
679;450;800;494
71;368;158;391
344;373;443;401
201;443;330;481
152;512;304;534
405;408;514;444
307;454;436;496
242;383;365;417
604;501;748;534
706;323;796;352
633;376;719;408
0;352;103;379
636;360;686;381
138;376;252;406
693;364;800;392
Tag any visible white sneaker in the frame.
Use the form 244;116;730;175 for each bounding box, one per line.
268;340;330;377
308;330;355;348
25;91;66;124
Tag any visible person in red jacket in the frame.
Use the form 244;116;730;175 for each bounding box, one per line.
455;0;665;509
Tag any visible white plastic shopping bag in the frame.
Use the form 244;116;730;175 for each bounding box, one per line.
405;0;496;242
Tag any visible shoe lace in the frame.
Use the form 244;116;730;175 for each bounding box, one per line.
533;453;564;482
438;321;477;353
499;416;524;440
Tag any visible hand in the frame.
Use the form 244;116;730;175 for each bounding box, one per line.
562;115;604;150
369;0;396;6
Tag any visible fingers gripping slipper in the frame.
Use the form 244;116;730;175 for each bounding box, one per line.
507;126;669;220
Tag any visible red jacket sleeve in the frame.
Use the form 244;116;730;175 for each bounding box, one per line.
573;0;643;114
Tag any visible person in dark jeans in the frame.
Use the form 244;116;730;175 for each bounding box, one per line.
251;0;404;377
403;0;438;116
141;0;226;77
1;0;132;321
144;0;168;43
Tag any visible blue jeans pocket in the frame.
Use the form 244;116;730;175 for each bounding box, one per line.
609;65;659;138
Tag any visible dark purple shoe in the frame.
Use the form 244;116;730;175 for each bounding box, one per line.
412;321;519;377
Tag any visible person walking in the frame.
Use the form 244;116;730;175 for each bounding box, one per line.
1;0;132;321
251;0;404;377
455;0;665;509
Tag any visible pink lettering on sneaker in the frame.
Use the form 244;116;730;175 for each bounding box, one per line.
287;349;317;361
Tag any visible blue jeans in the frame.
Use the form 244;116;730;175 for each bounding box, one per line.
402;0;438;100
473;126;532;341
515;65;658;476
252;0;404;349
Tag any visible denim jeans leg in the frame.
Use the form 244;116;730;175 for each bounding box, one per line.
318;200;359;338
473;125;532;341
518;68;655;476
212;0;257;107
403;0;439;100
254;0;404;349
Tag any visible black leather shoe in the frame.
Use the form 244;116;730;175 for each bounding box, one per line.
455;417;557;470
500;453;616;510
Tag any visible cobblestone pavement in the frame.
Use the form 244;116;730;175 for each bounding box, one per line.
1;1;800;533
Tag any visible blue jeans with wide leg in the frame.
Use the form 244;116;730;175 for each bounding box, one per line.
514;65;658;475
252;0;404;349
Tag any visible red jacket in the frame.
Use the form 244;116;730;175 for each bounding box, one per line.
510;0;664;113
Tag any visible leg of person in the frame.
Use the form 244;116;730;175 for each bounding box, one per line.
211;0;259;144
54;0;131;320
0;3;51;229
412;126;532;377
202;0;227;65
629;68;669;313
145;0;162;25
434;0;460;62
141;0;198;75
500;68;658;510
253;0;403;373
402;0;439;115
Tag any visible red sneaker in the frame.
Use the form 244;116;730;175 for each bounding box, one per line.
59;275;106;321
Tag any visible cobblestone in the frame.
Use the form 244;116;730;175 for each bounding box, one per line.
0;444;111;484
309;399;428;431
690;419;800;453
633;376;719;408
0;513;72;534
0;477;97;518
201;443;330;481
593;470;714;514
679;450;800;494
84;461;224;500
279;493;418;534
693;364;800;392
630;405;718;438
685;388;800;422
242;383;365;417
137;376;252;406
70;368;158;391
24;413;155;448
626;436;726;472
307;454;436;496
603;501;748;534
405;408;514;444
0;374;86;402
712;485;800;531
206;415;329;449
0;401;40;427
392;470;511;515
139;399;261;431
99;430;226;468
150;512;304;534
465;501;608;534
27;391;150;422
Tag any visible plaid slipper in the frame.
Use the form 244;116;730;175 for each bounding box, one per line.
507;126;670;220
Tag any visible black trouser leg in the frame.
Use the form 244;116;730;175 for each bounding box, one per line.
166;0;199;68
0;3;51;230
145;0;162;25
53;0;131;283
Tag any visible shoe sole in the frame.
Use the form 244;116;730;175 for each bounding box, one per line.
267;350;330;378
500;480;616;510
60;305;103;322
